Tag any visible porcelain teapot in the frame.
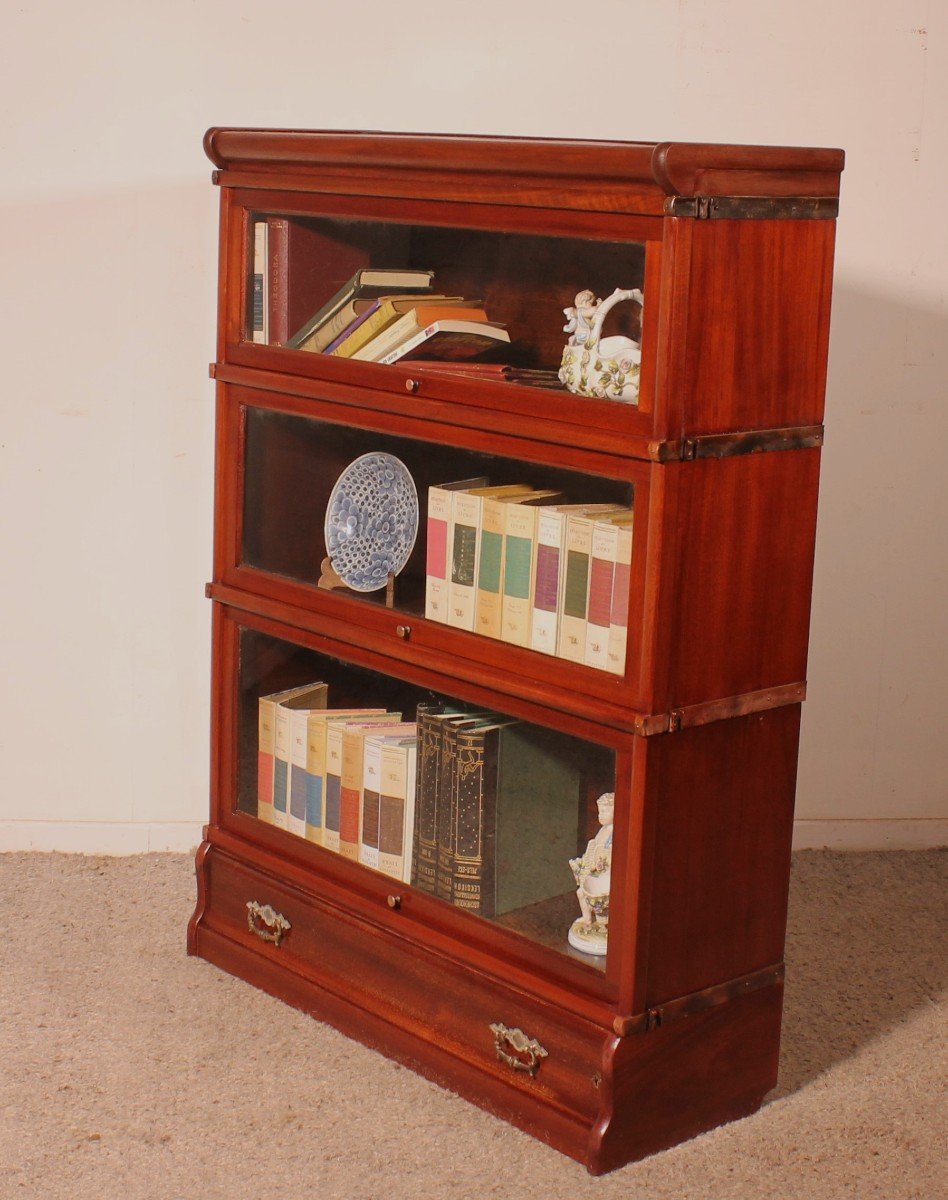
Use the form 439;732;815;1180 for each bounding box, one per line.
558;287;644;404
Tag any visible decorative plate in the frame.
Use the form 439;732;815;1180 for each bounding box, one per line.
324;452;419;592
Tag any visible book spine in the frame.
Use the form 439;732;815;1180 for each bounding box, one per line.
266;218;289;346
402;743;418;885
425;487;453;623
607;525;634;676
325;300;381;356
377;740;410;881
272;705;293;829
323;726;345;853
557;515;593;663
359;739;383;870
251;221;267;344
474;497;507;641
585;521;620;671
530;509;565;655
435;723;462;903
257;698;277;824
287;709;310;838
452;729;487;913
447;491;482;631
304;719;328;845
501;503;538;647
412;710;442;893
339;731;364;861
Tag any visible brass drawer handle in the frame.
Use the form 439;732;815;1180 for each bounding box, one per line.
489;1022;548;1077
246;900;291;947
395;624;411;640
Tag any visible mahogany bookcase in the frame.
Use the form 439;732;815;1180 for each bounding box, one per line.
188;129;843;1174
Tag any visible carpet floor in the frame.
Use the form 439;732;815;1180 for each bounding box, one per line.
2;850;944;1199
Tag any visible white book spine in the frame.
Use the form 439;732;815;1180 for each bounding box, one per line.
607;524;634;676
584;521;621;671
425;486;454;623
287;709;310;838
530;508;565;655
447;490;482;631
359;738;383;870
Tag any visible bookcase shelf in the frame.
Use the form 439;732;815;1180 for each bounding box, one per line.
190;128;843;1174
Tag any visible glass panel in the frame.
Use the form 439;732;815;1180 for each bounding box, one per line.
245;212;646;406
239;627;617;972
243;407;634;676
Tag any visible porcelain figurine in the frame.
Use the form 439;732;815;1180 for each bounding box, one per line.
559;287;643;404
567;792;614;956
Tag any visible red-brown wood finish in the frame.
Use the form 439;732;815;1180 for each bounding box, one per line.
191;129;843;1173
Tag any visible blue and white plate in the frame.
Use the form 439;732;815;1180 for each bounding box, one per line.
324;452;419;592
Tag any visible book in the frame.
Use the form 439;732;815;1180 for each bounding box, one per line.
378;320;510;366
286;268;434;352
251;221;268;344
607;520;634;677
425;477;488;623
531;504;631;658
326;293;460;356
451;722;581;917
448;485;527;632
360;729;418;876
436;714;494;902
585;511;633;671
352;303;490;363
473;490;539;642
378;737;418;882
338;719;412;861
412;704;464;893
500;492;561;647
257;683;327;825
295;709;387;844
271;684;329;830
558;513;597;663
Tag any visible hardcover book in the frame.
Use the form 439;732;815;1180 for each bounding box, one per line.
300;709;388;844
272;684;329;830
451;722;581;917
585;514;632;671
351;303;489;362
287;268;434;352
500;493;561;647
337;718;411;861
378;737;418;882
327;294;461;357
258;683;327;826
378;320;510;366
448;485;527;632
607;521;634;677
425;477;488;623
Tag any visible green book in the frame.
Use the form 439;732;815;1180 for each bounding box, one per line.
452;722;581;917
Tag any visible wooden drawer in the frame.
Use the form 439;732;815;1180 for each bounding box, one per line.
201;845;607;1123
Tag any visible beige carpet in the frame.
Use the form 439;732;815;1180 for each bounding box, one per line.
2;850;945;1199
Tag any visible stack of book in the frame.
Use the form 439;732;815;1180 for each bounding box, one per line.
425;480;633;675
281;266;510;363
256;685;418;884
412;704;581;917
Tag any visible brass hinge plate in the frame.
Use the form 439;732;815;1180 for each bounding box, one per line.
613;962;786;1037
632;682;806;737
667;195;839;220
649;426;824;463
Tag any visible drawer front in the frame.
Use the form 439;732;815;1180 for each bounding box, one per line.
203;846;606;1120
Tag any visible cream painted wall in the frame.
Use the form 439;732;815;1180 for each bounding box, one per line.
1;1;944;851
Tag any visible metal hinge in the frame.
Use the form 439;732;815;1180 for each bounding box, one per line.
666;195;839;221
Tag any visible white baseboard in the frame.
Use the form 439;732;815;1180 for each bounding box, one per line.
791;818;948;851
0;821;203;854
0;819;944;856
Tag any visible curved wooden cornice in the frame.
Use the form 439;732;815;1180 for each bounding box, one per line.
202;128;844;213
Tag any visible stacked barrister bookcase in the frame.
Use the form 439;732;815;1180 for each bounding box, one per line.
189;128;843;1174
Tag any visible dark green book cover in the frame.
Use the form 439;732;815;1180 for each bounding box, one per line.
453;722;581;917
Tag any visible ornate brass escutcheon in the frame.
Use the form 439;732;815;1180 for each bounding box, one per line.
246;900;291;947
489;1022;549;1077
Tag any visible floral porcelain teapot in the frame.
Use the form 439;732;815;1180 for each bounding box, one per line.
558;287;644;404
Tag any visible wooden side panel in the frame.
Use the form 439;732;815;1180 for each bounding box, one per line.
643;706;800;1006
651;449;821;710
590;982;783;1174
669;218;837;436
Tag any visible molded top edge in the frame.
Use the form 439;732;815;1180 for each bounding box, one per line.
203;128;844;198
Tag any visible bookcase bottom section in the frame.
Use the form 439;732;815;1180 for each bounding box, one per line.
190;841;783;1172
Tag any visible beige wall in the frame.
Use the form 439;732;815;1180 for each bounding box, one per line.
1;2;944;851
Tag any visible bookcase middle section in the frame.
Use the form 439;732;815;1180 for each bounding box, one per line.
224;394;646;709
234;622;619;977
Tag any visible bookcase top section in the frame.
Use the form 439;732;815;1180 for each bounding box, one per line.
203;128;844;214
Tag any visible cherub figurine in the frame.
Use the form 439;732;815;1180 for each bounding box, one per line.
567;792;614;956
562;289;601;346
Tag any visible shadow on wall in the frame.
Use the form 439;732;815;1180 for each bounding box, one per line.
775;849;947;1097
797;281;948;825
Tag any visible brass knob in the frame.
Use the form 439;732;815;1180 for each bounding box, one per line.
387;895;402;910
405;378;420;394
395;624;411;639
